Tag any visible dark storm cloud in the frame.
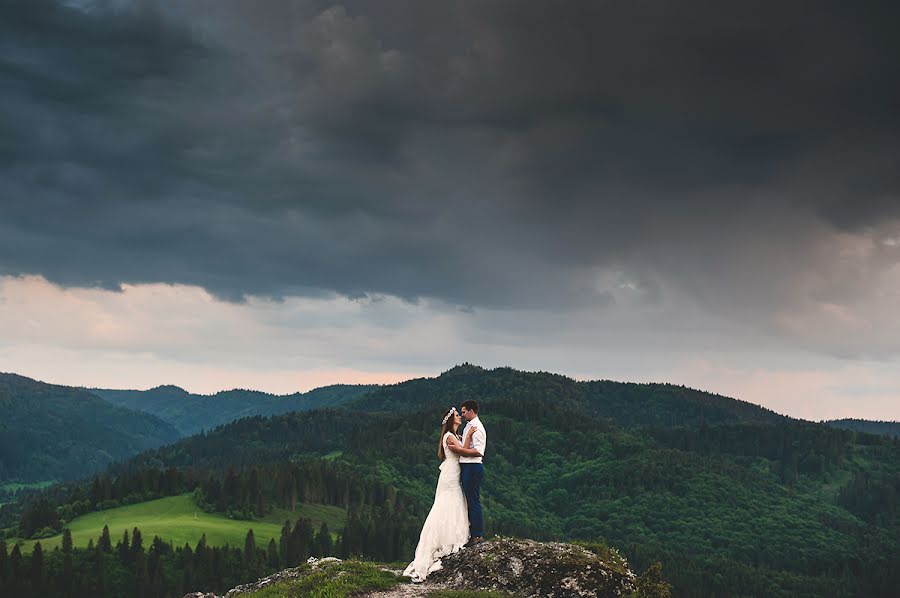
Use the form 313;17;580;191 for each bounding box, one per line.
2;0;899;312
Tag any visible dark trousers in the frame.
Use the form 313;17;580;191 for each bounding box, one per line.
460;462;484;537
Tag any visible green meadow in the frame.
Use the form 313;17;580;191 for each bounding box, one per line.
0;481;56;493
14;493;346;553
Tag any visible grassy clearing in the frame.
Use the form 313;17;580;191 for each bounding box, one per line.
1;480;57;509
0;480;56;493
247;561;401;597
12;493;345;553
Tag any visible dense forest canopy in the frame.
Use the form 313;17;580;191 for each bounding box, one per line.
2;365;898;597
0;374;180;485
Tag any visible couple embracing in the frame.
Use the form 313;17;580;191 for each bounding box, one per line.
403;400;487;582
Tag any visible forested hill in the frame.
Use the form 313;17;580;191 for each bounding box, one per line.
0;373;180;484
91;383;379;435
34;364;893;597
6;365;899;596
351;363;790;428
826;418;900;438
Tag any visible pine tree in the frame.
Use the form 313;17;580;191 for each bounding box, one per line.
134;550;149;598
267;538;279;569
243;528;257;574
61;528;74;596
31;541;46;593
279;520;290;565
148;538;166;598
131;527;144;559
291;518;314;562
93;543;108;598
0;539;7;585
181;544;195;594
8;544;23;596
99;524;112;553
118;529;130;564
316;522;334;557
194;533;208;588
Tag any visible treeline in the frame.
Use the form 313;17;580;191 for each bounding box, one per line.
12;467;198;539
194;460;405;520
0;514;397;598
14;460;419;542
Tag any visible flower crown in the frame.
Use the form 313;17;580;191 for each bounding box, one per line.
442;407;458;425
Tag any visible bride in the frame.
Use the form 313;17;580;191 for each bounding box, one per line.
403;407;476;582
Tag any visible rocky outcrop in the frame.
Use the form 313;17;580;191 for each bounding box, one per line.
428;536;638;597
185;538;656;598
184;557;343;598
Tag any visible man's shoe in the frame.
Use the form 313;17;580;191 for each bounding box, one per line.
464;536;484;548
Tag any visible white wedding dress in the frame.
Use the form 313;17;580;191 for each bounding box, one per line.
402;431;470;582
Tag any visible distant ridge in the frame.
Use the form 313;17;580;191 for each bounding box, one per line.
825;418;900;438
348;363;790;429
90;383;380;435
0;373;180;484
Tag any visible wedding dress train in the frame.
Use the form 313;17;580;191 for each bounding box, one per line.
402;432;470;582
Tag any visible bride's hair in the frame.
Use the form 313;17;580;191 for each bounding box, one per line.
438;407;459;460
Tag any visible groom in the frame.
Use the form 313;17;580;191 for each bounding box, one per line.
457;400;487;546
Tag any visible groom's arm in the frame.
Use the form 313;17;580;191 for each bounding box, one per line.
446;436;466;455
448;443;482;457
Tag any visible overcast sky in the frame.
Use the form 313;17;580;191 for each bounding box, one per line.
2;0;899;420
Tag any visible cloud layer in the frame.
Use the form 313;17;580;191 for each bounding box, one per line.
1;1;899;416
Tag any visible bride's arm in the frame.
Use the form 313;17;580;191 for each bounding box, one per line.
449;428;482;457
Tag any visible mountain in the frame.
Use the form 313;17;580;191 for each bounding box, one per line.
0;373;180;485
7;365;899;596
91;383;379;435
350;363;790;428
60;364;895;597
825;418;900;438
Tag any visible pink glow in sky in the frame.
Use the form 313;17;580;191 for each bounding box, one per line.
2;275;897;421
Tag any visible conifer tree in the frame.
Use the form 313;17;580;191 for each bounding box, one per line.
180;544;195;594
267;538;279;569
278;520;290;565
93;542;108;598
0;539;7;585
118;529;130;564
31;541;46;593
8;544;23;596
131;526;144;559
290;518;314;563
317;522;334;557
62;528;74;596
243;528;257;574
134;549;149;598
99;524;112;553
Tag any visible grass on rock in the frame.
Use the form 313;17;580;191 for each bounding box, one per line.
247;561;401;597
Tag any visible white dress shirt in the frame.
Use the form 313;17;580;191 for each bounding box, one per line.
459;416;487;464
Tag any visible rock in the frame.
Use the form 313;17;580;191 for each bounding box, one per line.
184;558;344;598
184;539;650;598
427;536;638;597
